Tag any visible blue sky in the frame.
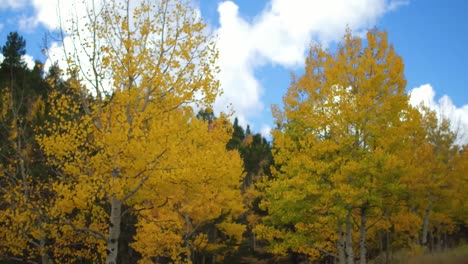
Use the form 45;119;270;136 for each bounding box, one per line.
1;0;467;142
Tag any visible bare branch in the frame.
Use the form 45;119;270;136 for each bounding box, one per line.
7;257;39;264
307;243;339;259
120;175;148;203
61;220;106;241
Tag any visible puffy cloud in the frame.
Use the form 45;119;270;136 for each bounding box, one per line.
0;54;34;70
21;0;406;130
409;84;468;145
13;0;100;32
22;54;35;70
0;0;28;9
30;0;61;29
214;2;263;116
214;0;404;127
29;0;84;30
2;0;61;31
386;0;409;11
18;15;38;32
260;124;272;140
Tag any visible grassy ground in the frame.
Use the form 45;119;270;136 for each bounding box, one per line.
370;244;468;264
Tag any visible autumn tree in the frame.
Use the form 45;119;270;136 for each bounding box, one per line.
0;32;57;263
256;29;413;264
132;115;245;263
37;0;244;263
399;106;464;252
447;145;468;236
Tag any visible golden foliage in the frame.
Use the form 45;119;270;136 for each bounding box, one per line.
34;0;244;262
259;29;414;261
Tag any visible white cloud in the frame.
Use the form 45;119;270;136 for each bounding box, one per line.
22;0;97;31
26;0;406;130
409;84;468;145
260;124;272;140
30;0;61;29
22;54;35;70
214;0;404;127
0;0;28;9
43;41;67;75
387;0;409;11
18;15;38;32
0;54;34;70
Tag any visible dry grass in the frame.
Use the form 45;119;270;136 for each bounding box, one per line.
370;245;468;264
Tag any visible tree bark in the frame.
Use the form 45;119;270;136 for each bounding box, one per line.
184;214;192;263
106;197;122;264
443;230;448;251
385;230;391;264
338;224;346;264
40;236;53;264
346;213;354;264
253;231;257;252
359;207;367;264
421;200;433;247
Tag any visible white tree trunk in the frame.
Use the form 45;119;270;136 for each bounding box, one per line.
359;207;367;264
40;236;53;264
421;200;433;247
338;224;346;264
346;213;354;264
106;197;122;264
184;214;192;263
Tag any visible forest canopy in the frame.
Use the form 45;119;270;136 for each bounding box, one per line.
0;1;466;264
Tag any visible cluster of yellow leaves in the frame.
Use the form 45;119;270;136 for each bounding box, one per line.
33;0;245;262
255;29;468;263
258;29;421;261
132;116;245;262
0;86;57;262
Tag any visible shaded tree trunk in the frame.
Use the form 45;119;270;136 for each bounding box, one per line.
40;236;53;264
346;213;354;264
359;207;367;264
385;229;392;264
338;224;346;264
253;231;257;252
184;214;192;263
421;200;433;247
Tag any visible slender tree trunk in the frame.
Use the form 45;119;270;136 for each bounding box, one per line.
106;197;122;264
429;230;434;252
40;236;53;264
253;231;257;252
421;200;433;247
338;224;346;264
378;232;383;258
385;230;391;264
436;227;442;252
443;230;448;251
184;214;192;263
211;228;217;264
359;207;367;264
346;213;354;264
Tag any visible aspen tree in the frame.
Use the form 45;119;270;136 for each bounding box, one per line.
257;30;411;264
38;0;244;263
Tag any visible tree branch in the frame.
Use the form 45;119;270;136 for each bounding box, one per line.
61;220;106;241
7;257;38;264
307;243;339;259
120;175;148;203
